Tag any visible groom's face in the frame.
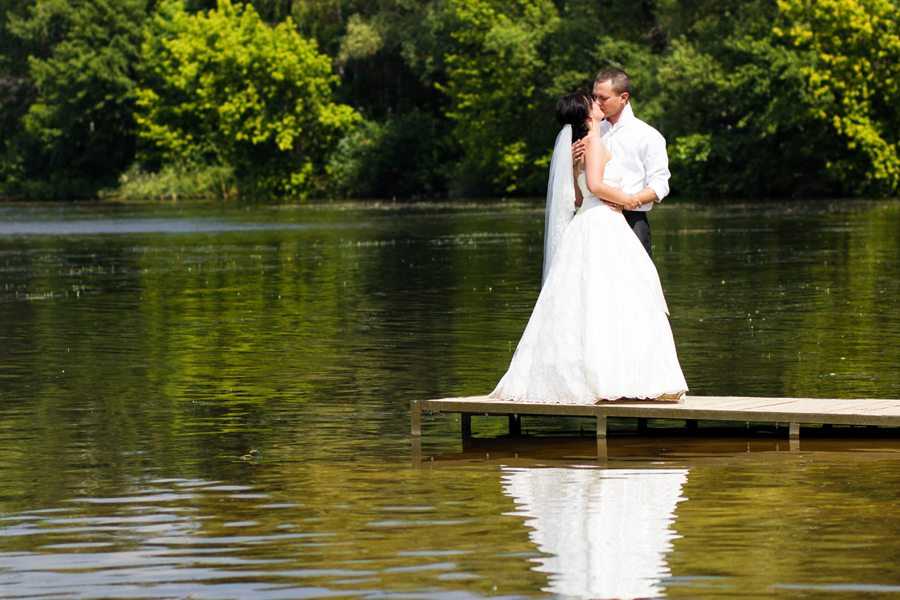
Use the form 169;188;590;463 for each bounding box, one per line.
592;81;628;123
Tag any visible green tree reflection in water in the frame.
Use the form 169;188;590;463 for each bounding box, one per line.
1;199;900;598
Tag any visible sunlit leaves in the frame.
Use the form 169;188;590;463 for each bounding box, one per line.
337;14;384;63
136;0;358;198
776;0;900;195
439;0;560;194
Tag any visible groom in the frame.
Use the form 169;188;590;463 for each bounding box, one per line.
574;68;670;257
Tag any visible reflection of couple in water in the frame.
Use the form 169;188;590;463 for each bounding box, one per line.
491;68;688;404
502;466;689;599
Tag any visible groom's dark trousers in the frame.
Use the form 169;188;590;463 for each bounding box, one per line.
623;210;652;258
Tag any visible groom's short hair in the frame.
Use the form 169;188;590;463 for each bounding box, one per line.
594;68;631;96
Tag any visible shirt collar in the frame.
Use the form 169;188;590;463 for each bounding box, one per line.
607;103;635;130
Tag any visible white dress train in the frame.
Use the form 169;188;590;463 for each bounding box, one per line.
490;167;687;403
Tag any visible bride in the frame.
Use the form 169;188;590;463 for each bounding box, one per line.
490;91;687;404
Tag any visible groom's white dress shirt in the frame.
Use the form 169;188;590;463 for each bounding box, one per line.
601;103;670;212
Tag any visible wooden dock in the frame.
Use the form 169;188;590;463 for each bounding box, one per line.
411;395;900;452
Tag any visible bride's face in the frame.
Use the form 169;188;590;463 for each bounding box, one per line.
588;97;604;126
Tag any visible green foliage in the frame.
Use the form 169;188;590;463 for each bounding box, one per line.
318;0;461;197
3;0;147;198
0;0;36;181
328;109;450;197
656;34;823;197
653;0;900;198
109;161;237;200
438;0;561;195
432;0;672;196
3;0;900;199
136;0;359;198
647;0;828;198
776;0;900;196
331;0;452;126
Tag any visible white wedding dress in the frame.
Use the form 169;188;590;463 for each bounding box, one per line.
490;162;687;403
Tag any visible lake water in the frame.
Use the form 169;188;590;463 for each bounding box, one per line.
2;197;900;599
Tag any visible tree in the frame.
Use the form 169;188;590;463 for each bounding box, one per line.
438;0;562;195
776;0;900;196
652;0;900;198
136;0;358;197
322;0;458;197
0;0;37;194
645;0;830;198
3;0;148;198
434;0;675;196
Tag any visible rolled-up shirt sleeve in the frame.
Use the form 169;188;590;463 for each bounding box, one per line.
641;132;670;202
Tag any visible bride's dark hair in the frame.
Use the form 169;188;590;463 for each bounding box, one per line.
555;91;591;141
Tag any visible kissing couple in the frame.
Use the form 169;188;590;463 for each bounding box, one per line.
490;68;688;404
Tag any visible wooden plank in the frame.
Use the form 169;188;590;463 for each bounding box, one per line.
691;398;778;409
812;401;874;412
433;396;873;415
412;395;900;436
874;407;900;417
854;401;900;412
421;397;592;415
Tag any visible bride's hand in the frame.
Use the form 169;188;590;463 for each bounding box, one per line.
623;194;642;211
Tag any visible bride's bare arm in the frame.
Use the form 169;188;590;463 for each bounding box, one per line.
583;135;640;210
573;162;584;207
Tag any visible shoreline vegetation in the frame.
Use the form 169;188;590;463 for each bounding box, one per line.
102;162;239;202
1;0;899;202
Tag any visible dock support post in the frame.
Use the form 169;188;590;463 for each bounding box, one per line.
789;422;800;439
412;437;422;469
462;413;472;441
637;418;648;433
597;416;607;459
411;400;421;437
686;419;698;430
509;414;522;436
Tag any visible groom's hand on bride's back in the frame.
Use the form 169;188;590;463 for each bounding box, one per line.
571;140;585;164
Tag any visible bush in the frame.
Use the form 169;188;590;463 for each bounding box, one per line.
109;161;236;200
328;110;452;198
137;0;358;199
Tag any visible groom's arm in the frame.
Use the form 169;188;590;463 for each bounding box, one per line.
634;186;659;205
641;131;670;203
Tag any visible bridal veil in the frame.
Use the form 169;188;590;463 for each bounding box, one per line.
543;125;576;285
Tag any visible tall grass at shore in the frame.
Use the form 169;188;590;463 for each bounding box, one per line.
109;162;237;201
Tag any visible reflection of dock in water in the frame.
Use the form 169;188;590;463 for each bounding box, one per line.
412;434;900;471
412;395;900;456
